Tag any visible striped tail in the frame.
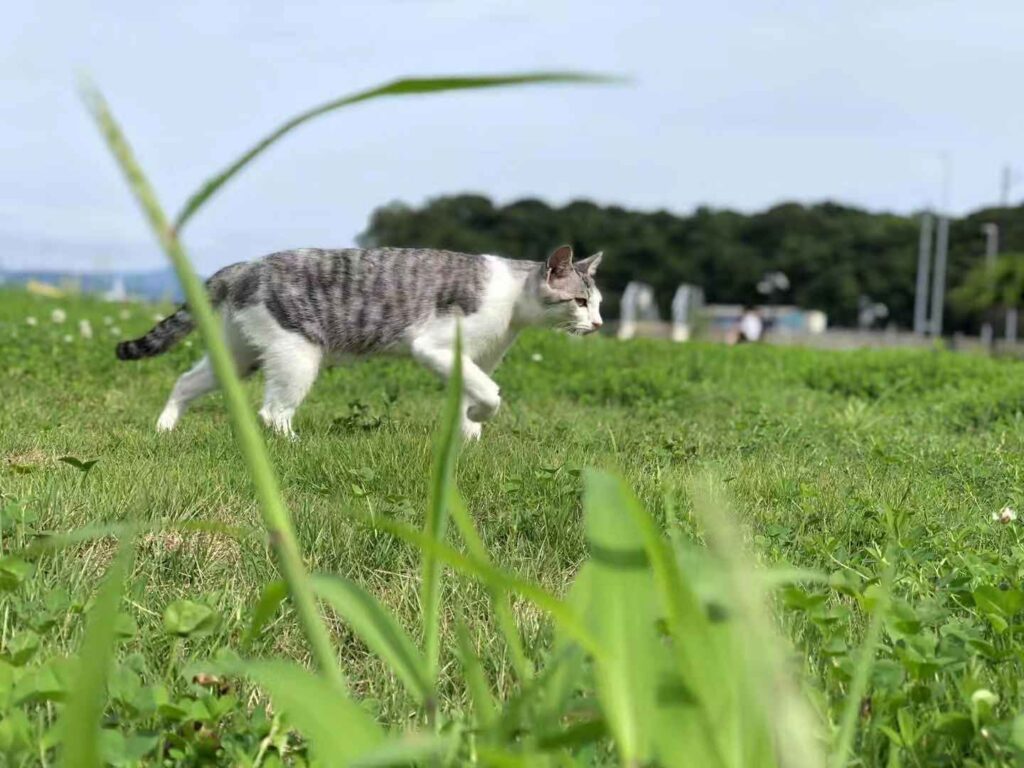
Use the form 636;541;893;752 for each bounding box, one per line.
116;307;194;360
114;261;249;361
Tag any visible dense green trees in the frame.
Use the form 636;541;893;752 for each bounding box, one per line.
952;254;1024;316
359;194;1024;331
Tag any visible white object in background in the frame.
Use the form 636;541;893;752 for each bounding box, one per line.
739;311;763;341
671;284;704;342
806;311;828;335
104;276;128;302
618;281;659;340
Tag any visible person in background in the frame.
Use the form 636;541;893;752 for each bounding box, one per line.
730;305;764;344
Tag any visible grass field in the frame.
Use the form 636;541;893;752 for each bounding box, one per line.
4;287;1024;766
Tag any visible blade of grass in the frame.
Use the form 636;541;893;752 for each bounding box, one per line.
366;514;600;658
829;546;897;768
691;475;825;768
624;479;730;766
350;733;456;768
243;660;383;763
421;324;463;694
448;487;533;682
312;574;432;704
81;82;344;692
173;73;613;230
242;580;288;652
455;620;498;731
62;539;134;768
493;643;582;744
580;470;660;765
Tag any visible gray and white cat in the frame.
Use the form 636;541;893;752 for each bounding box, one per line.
116;245;603;440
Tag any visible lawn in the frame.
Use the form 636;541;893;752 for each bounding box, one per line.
4;286;1024;766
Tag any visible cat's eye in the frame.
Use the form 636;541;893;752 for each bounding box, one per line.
575;298;588;308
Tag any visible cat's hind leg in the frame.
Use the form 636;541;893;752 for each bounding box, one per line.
258;335;322;439
156;314;258;432
156;355;217;432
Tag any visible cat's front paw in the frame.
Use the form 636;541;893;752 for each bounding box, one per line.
156;406;179;432
466;395;500;423
460;419;483;442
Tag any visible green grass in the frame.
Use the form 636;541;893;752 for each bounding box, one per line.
5;288;1024;765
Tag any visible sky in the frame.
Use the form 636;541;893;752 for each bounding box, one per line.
3;0;1024;273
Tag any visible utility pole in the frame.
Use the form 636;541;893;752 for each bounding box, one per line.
929;215;950;337
980;223;998;346
913;212;934;335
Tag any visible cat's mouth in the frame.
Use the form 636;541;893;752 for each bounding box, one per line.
555;319;601;336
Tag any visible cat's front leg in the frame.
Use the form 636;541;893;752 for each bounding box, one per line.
460;417;483;442
465;396;499;423
458;396;484;442
411;339;501;424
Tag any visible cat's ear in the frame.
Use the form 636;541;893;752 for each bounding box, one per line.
575;251;603;276
546;245;574;279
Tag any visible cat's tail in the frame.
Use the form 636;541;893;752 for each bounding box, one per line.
116;307;194;360
115;262;247;360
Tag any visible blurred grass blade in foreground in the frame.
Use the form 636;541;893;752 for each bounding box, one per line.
455;619;499;731
830;548;896;768
448;485;534;682
80;81;345;691
580;470;660;764
690;476;825;768
241;660;383;763
61;540;133;768
421;325;463;695
173;72;614;231
312;573;432;704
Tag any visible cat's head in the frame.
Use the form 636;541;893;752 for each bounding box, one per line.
536;245;604;335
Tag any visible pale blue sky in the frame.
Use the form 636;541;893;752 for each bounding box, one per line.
3;0;1024;272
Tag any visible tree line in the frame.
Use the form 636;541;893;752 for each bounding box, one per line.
358;194;1024;331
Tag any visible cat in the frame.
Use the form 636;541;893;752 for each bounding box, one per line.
116;244;603;441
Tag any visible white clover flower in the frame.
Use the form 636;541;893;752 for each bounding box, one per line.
531;353;544;362
62;334;73;343
119;308;131;320
103;315;113;326
110;325;122;336
51;308;67;324
993;507;1017;524
25;316;37;327
153;313;165;322
78;319;93;339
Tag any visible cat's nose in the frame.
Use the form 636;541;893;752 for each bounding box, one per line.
592;319;603;329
